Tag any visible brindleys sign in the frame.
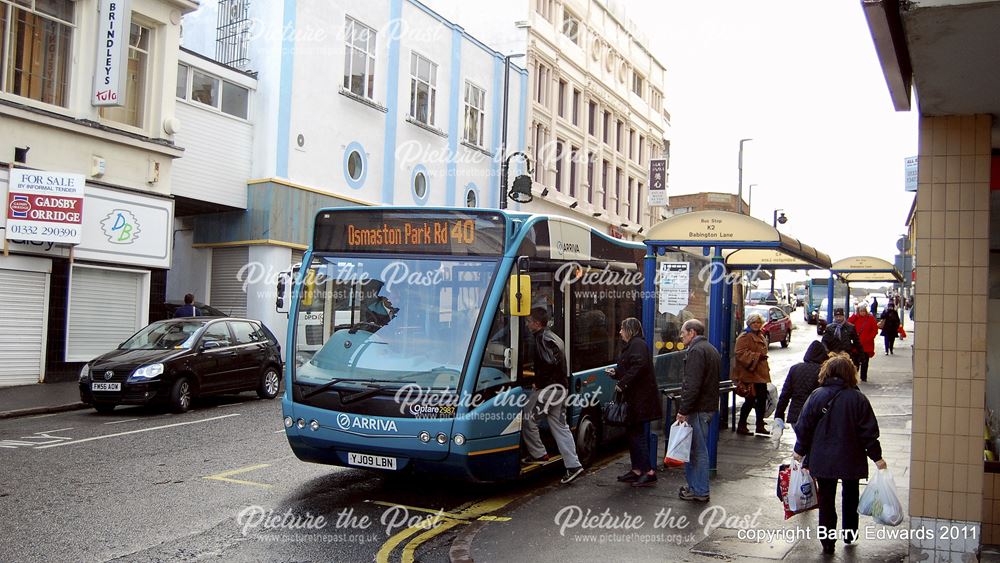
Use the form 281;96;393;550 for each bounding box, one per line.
92;0;132;106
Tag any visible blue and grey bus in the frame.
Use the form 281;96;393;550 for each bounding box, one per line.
277;207;665;481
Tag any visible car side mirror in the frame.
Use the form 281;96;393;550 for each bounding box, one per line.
202;340;223;351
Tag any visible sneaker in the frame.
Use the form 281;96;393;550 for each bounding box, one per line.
617;471;640;482
631;473;657;487
561;466;584;484
521;454;549;464
678;486;710;502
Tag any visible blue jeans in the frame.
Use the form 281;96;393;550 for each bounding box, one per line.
684;412;713;496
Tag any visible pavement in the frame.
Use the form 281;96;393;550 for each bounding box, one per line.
0;380;86;419
462;327;915;563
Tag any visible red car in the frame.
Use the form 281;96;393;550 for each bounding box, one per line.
745;305;793;348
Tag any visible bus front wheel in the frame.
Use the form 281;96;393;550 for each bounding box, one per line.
574;413;601;466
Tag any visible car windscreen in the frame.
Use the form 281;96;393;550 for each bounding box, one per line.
120;321;202;350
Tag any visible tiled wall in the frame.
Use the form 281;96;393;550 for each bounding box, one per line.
909;114;992;556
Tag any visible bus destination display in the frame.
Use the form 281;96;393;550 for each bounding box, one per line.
314;210;506;256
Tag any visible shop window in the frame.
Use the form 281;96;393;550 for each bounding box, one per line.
175;63;188;99
191;70;220;107
343;16;376;100
100;21;151;128
409;52;437;126
221;81;249;118
463;81;485;147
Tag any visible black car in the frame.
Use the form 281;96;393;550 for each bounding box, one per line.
80;318;283;414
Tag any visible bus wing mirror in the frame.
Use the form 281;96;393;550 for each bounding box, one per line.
509;275;531;317
276;271;290;314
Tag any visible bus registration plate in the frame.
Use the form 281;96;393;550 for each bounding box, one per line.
348;452;397;470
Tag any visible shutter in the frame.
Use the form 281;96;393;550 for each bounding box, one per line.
0;269;48;386
211;247;248;318
291;249;305;267
67;267;145;362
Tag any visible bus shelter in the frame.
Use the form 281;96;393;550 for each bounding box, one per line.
641;210;832;470
826;256;904;323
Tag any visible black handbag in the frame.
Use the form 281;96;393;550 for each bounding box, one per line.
603;390;628;426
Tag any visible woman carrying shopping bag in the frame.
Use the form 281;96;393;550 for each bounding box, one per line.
734;313;771;436
793;353;887;555
609;317;662;487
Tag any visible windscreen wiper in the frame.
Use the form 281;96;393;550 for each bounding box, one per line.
341;384;385;405
303;378;349;399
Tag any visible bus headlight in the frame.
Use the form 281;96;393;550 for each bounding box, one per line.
453;434;466;446
284;416;294;428
309;420;320;431
419;431;431;443
436;432;448;445
296;418;306;429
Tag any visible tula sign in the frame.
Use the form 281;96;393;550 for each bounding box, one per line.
92;0;132;106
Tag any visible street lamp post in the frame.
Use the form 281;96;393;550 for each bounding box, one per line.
737;138;752;215
499;53;525;210
770;209;787;297
747;183;758;214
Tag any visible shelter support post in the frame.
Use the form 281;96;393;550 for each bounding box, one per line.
827;274;835;323
707;247;725;471
643;249;658;471
720;274;733;431
845;283;852;314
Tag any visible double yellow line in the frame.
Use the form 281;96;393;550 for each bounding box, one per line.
373;497;515;563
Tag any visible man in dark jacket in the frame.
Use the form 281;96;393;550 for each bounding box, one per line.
821;308;861;361
774;340;827;425
521;308;584;484
676;319;720;502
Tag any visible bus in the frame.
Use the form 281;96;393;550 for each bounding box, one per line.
278;207;657;482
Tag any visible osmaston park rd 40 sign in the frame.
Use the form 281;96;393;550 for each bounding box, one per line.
5;170;85;245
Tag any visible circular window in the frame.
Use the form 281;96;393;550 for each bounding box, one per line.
414;172;427;199
466;189;477;208
591;38;602;61
343;142;367;189
347;151;363;181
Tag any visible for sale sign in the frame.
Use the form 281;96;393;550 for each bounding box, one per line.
5;170;85;244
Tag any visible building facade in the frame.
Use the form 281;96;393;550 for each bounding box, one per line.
177;0;527;348
665;192;748;217
863;0;1000;557
0;0;198;385
422;0;671;240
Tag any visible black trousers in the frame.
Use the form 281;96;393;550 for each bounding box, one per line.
626;421;651;473
817;478;860;548
738;383;768;426
858;353;870;381
884;334;897;353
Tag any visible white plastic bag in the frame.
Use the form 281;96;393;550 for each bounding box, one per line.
771;418;785;450
665;421;693;463
787;460;819;512
858;468;904;526
764;383;779;418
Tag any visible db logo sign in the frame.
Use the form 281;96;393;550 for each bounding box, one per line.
8;195;30;218
336;413;351;429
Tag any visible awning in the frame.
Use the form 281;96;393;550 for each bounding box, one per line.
830;256;903;283
644;210;832;270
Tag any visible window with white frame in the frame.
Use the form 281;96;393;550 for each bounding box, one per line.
650;88;662;112
463;82;485;147
632;72;643;98
100;21;151;128
409;52;437;125
562;10;580;44
0;0;74;107
343;16;375;100
179;65;250;120
535;0;554;22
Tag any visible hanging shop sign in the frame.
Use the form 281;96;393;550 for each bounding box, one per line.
92;0;132;106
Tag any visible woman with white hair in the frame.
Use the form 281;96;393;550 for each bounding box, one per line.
733;312;772;436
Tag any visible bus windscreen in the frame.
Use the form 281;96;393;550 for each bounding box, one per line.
313;210;506;256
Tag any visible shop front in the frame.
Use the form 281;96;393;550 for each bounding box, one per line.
1;168;173;385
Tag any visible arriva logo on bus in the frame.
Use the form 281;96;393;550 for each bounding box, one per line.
336;413;399;433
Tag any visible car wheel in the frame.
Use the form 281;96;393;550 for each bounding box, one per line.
258;366;281;400
781;331;791;348
574;412;601;466
94;403;116;414
170;377;193;413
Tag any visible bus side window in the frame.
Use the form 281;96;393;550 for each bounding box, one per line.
475;295;511;393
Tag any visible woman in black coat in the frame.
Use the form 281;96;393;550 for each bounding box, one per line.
609;317;662;487
879;304;902;355
774;340;828;425
793;353;887;554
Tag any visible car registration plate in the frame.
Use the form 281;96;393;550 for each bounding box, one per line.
348;452;396;470
91;382;121;392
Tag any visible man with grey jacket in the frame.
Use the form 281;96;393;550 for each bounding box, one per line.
676;319;721;502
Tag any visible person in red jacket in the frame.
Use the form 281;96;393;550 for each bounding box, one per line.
848;304;878;382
